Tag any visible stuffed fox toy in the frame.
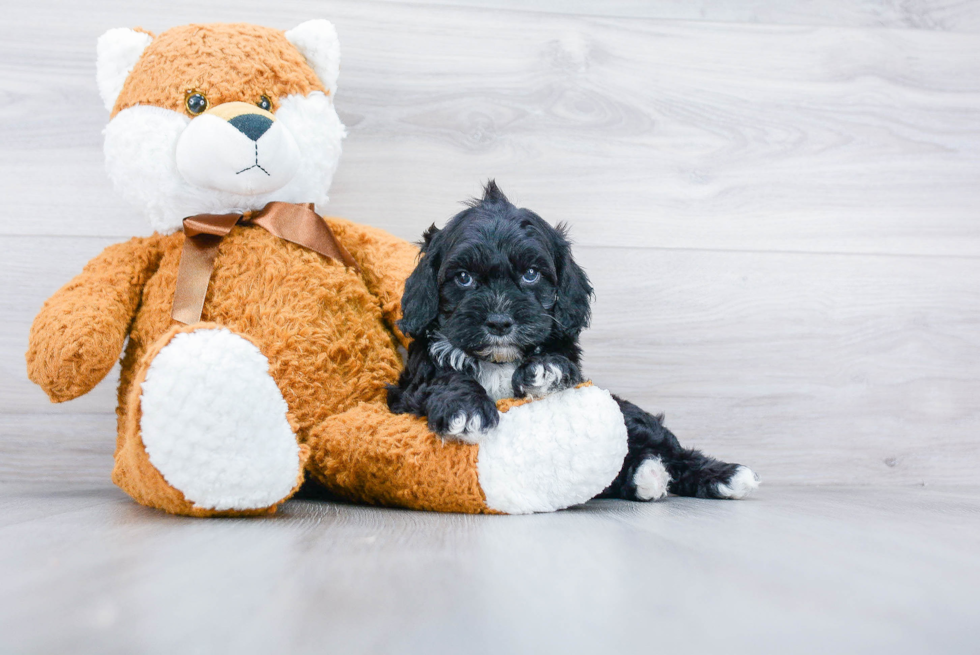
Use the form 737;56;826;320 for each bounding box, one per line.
25;20;629;517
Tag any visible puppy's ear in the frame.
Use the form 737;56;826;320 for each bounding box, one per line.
552;225;593;338
398;224;442;339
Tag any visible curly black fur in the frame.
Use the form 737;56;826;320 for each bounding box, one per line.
388;181;755;499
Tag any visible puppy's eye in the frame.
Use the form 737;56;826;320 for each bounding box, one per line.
455;271;474;288
257;95;272;111
185;91;208;115
521;268;541;284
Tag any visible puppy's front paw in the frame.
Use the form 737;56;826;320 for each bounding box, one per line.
427;394;500;444
513;355;581;399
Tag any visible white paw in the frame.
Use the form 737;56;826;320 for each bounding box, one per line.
522;363;563;398
633;457;670;501
714;466;761;499
444;410;490;444
140;328;301;511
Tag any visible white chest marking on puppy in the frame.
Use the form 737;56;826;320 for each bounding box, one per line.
428;334;518;401
476;361;518;401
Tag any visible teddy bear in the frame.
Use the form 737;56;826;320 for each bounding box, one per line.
25;20;629;517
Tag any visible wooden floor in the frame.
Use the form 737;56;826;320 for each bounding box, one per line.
1;483;978;654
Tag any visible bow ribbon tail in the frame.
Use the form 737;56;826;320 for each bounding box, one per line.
171;213;241;324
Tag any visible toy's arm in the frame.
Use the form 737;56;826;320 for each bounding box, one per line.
26;235;166;403
325;217;419;349
305;384;629;514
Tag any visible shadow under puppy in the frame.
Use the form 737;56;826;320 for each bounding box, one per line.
388;182;759;501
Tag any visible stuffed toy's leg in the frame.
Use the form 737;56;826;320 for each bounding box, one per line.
112;323;309;517
305;385;629;514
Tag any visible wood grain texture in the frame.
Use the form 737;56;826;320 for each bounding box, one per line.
380;0;980;32
0;414;115;485
4;234;979;484
576;246;980;485
1;0;979;487
2;1;980;257
1;483;978;654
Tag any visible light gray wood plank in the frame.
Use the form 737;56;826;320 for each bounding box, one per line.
0;414;115;485
2;1;980;257
381;0;980;32
0;484;978;654
576;245;980;485
5;235;979;485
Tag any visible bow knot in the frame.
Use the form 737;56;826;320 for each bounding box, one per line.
171;201;358;324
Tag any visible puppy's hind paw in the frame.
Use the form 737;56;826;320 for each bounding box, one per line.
633;457;671;501
714;466;761;499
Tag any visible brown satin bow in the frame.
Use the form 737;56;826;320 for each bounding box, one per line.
171;201;359;324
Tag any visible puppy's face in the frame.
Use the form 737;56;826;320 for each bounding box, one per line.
399;182;592;362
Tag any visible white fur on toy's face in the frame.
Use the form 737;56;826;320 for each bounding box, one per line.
175;102;301;197
104;91;345;234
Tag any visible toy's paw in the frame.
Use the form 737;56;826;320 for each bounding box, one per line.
139;327;303;511
633;456;671;501
713;465;761;499
513;354;581;399
428;393;500;444
477;385;628;513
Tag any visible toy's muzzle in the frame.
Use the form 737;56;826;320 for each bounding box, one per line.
175;101;301;197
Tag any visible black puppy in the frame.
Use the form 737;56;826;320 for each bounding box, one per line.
387;182;759;501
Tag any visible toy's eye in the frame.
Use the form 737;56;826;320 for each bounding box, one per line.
185;92;208;115
455;271;474;288
257;95;272;111
521;268;541;284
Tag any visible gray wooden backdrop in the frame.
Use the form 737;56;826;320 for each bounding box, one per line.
2;0;979;486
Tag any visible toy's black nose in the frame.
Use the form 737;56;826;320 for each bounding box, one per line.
485;313;514;336
228;113;273;142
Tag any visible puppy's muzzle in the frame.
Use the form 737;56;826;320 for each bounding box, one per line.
175;101;301;196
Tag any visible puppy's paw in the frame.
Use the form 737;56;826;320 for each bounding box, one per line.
632;457;671;501
513;355;581;399
713;465;761;499
427;394;500;444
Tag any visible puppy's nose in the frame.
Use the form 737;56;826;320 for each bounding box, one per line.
228;113;273;142
485;313;515;336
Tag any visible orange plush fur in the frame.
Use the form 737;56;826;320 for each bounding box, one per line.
113;24;324;117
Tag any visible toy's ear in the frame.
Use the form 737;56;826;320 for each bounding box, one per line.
285;19;341;96
96;28;153;112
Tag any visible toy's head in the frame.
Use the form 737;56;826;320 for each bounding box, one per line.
97;21;345;233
